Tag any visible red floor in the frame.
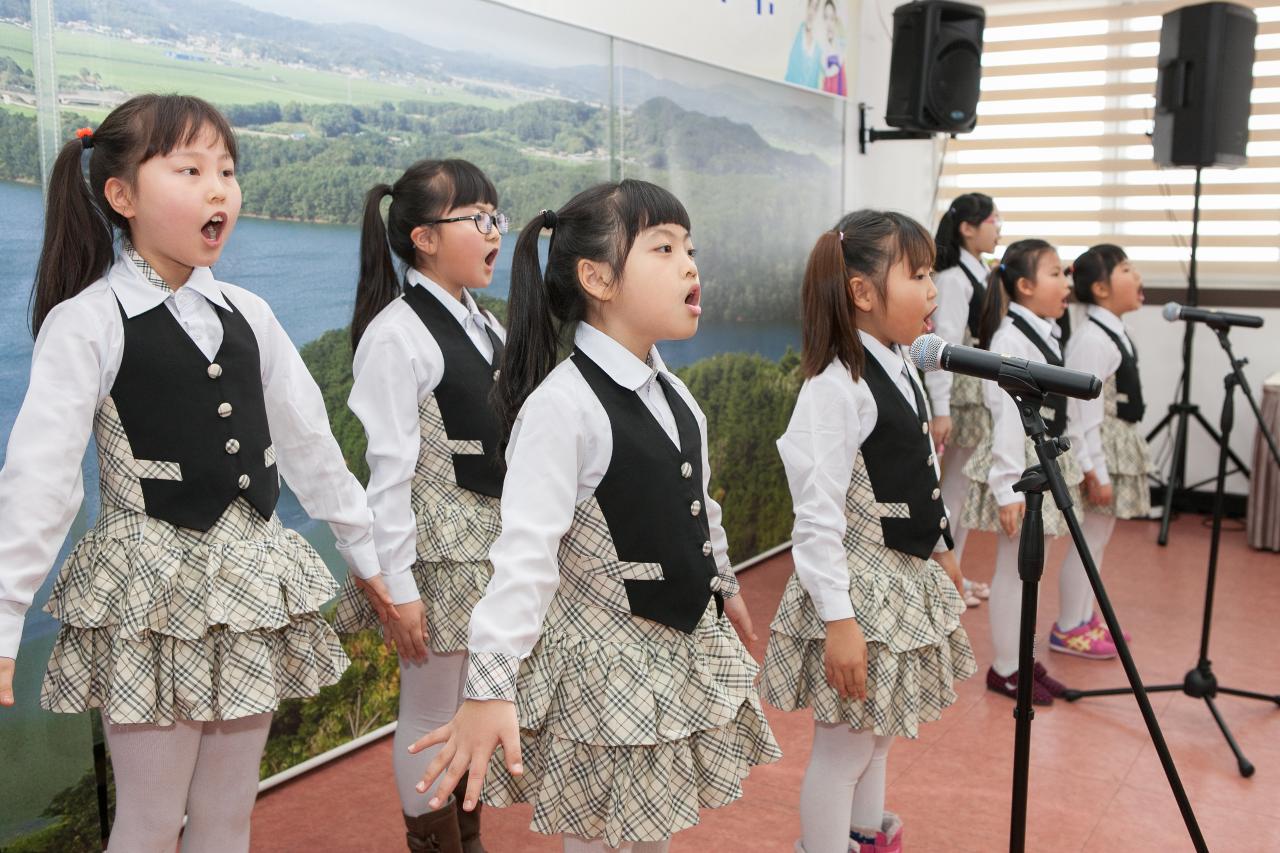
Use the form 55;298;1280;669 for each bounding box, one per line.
250;515;1280;851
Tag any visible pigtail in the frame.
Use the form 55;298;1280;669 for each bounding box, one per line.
495;213;560;445
976;263;1010;350
800;230;864;380
351;183;398;350
933;192;994;273
31;137;114;337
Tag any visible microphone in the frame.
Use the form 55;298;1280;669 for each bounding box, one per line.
910;334;1101;401
1162;302;1263;329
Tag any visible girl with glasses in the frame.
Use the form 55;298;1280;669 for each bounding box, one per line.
335;158;507;852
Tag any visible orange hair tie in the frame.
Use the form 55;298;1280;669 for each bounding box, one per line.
75;127;94;149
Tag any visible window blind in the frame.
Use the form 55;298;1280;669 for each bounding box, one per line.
937;0;1280;300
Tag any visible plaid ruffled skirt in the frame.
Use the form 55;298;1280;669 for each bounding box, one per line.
40;498;347;725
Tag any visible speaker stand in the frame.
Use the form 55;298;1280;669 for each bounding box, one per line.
858;102;936;153
1147;164;1250;545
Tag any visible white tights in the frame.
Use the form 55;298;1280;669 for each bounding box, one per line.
104;712;272;853
799;723;893;853
988;521;1099;676
1058;509;1117;631
393;650;468;816
939;444;975;561
562;837;671;852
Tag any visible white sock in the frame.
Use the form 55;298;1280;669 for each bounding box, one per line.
800;723;883;853
1061;509;1117;628
104;718;203;853
988;533;1034;677
940;444;975;561
394;650;468;815
181;713;273;853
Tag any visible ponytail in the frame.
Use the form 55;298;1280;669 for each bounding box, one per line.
934;192;994;272
800;230;863;380
976;263;1010;350
976;238;1055;349
31;137;114;336
351;184;398;350
495;213;565;445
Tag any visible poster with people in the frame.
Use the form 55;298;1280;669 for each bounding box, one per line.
0;0;843;847
786;0;848;95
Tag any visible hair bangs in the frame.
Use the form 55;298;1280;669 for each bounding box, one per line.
137;95;239;165
435;158;500;214
896;217;936;273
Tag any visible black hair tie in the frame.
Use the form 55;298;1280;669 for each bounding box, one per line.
541;208;557;230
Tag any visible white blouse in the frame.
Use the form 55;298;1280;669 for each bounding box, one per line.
982;302;1078;506
924;249;988;417
463;322;734;701
777;330;947;623
0;253;379;659
346;270;506;604
1066;305;1132;486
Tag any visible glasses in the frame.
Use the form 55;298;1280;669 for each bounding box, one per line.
424;211;509;235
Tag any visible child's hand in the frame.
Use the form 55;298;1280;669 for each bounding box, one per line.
387;599;430;663
998;501;1025;539
1088;481;1114;507
723;593;757;644
0;657;14;707
930;416;952;454
933;549;965;597
354;575;400;625
824;618;868;701
410;699;523;812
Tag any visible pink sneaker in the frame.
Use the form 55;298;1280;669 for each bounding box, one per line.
853;811;903;852
1089;612;1132;644
1049;620;1117;659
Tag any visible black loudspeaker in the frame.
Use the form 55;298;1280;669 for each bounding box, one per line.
1153;2;1257;168
885;0;985;133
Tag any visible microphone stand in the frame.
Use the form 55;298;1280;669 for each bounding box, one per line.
995;362;1205;852
1065;326;1280;776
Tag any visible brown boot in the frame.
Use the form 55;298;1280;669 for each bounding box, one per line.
453;773;487;853
404;798;463;853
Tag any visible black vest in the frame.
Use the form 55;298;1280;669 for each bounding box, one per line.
860;354;953;558
957;261;986;341
402;285;506;498
572;349;722;634
1008;312;1068;439
110;296;278;531
1088;317;1145;423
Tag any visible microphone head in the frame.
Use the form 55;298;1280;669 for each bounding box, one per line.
909;333;946;372
1162;302;1182;322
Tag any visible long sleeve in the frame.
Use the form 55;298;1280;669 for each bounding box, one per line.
0;301;105;658
464;383;582;702
253;299;379;580
983;329;1031;507
347;317;441;604
1066;328;1119;485
777;369;863;622
924;267;972;417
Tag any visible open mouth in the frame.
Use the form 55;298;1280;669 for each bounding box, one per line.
484;248;498;269
685;282;702;316
201;213;226;244
923;306;937;334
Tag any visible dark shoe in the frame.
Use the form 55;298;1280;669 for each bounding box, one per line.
986;666;1053;706
405;798;463;853
453;772;486;853
1033;659;1069;698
